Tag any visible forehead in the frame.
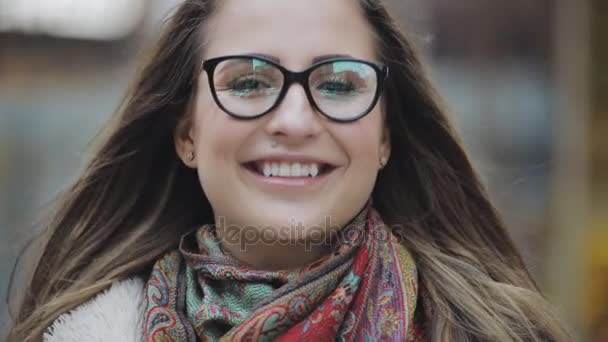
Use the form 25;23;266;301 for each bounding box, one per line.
203;0;377;69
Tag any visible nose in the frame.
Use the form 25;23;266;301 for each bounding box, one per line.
264;84;324;145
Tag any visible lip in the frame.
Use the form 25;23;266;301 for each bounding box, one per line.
239;162;340;191
244;166;328;187
239;152;342;191
241;153;337;166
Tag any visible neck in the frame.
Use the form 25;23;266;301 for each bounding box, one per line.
214;203;371;271
216;236;333;271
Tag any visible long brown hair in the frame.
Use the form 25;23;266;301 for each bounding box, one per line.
8;1;571;341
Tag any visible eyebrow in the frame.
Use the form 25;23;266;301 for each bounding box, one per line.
312;54;353;63
247;53;354;65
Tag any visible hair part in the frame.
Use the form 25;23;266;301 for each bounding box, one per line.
8;1;571;341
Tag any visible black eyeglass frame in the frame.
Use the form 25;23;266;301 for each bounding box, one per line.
200;54;389;123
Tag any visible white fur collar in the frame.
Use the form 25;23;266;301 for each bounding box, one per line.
43;278;145;342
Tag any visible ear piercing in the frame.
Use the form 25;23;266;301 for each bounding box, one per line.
379;156;388;169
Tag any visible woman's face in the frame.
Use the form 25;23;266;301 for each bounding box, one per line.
177;0;390;241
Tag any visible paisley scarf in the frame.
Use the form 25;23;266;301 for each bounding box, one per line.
143;205;423;341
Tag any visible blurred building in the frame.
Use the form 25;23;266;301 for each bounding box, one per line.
0;0;605;340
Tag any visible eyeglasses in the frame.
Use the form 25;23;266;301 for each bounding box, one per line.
200;55;388;123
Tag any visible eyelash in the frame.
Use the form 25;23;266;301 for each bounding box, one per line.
221;75;278;97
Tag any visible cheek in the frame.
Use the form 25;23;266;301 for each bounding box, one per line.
327;112;383;218
191;97;250;207
190;94;251;210
192;93;242;162
337;112;383;166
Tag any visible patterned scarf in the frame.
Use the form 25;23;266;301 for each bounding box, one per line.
143;205;422;341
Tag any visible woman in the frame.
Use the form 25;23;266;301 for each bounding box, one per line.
8;0;571;341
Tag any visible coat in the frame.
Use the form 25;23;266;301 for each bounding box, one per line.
43;278;145;342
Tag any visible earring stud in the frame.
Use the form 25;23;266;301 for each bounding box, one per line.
379;157;387;169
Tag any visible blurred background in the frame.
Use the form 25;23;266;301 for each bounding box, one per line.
0;0;605;340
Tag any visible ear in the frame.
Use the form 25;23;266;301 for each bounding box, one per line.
379;124;391;169
174;116;197;169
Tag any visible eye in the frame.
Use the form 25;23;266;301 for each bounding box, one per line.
317;80;356;94
315;76;360;99
224;76;276;98
231;77;266;91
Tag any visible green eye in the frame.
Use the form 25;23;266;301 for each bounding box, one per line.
317;81;356;95
319;82;354;92
231;79;262;91
228;78;272;97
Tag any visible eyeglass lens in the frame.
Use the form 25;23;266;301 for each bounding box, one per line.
211;57;379;120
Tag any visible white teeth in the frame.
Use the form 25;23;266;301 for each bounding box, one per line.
291;163;302;176
310;164;319;177
271;163;279;176
255;161;326;177
263;164;271;177
279;163;290;177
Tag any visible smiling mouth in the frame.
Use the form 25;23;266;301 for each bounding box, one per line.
242;161;337;178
